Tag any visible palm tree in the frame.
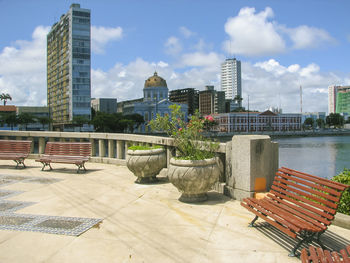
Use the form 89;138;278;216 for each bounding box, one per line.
0;93;12;106
233;95;243;107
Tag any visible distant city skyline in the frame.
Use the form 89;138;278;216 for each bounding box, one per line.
1;0;350;113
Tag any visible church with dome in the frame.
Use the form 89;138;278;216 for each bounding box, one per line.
123;72;188;132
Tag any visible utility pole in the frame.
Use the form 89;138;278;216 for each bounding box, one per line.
300;85;303;114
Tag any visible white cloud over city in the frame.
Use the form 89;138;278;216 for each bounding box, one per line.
91;26;123;54
0;7;348;114
223;7;335;56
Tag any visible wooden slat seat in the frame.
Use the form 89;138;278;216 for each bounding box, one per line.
35;142;91;173
301;244;350;263
241;167;350;257
0;140;32;168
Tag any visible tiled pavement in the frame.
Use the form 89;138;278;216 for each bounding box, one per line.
0;159;349;263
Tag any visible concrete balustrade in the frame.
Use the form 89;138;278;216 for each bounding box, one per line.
0;130;278;200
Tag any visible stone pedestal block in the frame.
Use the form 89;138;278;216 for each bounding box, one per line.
230;135;278;200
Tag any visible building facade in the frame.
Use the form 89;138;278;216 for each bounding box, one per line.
213;111;302;133
91;98;117;114
328;85;350;115
221;58;242;101
16;106;49;131
199;86;225;115
169;88;199;115
335;86;350;115
118;72;188;132
47;3;91;129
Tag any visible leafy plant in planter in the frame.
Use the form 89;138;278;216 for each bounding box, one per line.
332;168;350;215
149;104;220;203
126;144;166;184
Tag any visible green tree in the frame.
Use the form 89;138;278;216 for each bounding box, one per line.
304;118;314;130
0;93;12;106
17;113;35;130
233;95;243;107
326;113;344;128
3;112;17;130
73;115;89;132
123;113;144;132
316;118;325;129
37;116;52;130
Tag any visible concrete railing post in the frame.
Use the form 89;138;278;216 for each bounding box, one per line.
108;139;115;158
227;135;278;200
99;139;105;157
39;137;46;154
28;137;34;153
117;140;125;159
89;139;96;156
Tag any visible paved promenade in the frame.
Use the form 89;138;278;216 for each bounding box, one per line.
0;159;349;263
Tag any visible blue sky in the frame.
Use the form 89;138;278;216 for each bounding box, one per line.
0;0;349;113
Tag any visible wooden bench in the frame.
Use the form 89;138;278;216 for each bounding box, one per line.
301;244;350;263
241;167;350;257
35;142;91;173
0;139;32;168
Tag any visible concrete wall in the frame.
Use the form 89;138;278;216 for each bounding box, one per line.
0;131;278;200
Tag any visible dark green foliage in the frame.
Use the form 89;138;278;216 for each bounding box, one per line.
90;112;144;133
332;169;350;215
326;113;344;128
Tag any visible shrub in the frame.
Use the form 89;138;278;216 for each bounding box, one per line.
332;168;350;215
128;145;163;151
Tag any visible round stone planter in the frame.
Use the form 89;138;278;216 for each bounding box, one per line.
126;148;166;184
167;157;220;203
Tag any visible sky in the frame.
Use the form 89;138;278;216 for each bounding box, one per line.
0;0;350;113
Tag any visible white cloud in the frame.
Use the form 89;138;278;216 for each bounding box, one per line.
0;26;49;106
285;25;335;49
243;61;343;113
223;7;285;56
91;26;123;54
179;26;195;38
165;36;182;55
180;52;223;69
223;7;334;56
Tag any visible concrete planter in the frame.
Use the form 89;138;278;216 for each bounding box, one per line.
126;148;166;184
167;157;220;203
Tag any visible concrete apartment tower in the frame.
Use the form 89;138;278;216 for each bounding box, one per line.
47;4;91;130
329;85;350;115
221;58;242;103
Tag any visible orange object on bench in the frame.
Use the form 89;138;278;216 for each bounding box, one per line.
35;142;91;173
301;244;350;263
241;167;350;257
0;139;32;168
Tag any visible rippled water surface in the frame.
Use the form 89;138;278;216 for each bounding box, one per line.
273;136;350;179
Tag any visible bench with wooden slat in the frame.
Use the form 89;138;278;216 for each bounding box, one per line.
0;139;32;168
241;167;350;257
35;142;91;173
301;244;350;263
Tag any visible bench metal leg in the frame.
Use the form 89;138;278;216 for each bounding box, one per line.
248;215;259;227
76;163;87;174
289;231;316;257
14;159;26;169
41;163;52;171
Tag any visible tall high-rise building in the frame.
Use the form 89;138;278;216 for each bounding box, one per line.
47;4;91;129
328;85;350;114
221;58;242;101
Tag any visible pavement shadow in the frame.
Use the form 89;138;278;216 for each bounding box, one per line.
253;222;350;257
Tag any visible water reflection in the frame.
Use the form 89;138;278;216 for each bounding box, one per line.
274;136;350;179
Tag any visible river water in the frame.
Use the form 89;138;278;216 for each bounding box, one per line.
273;135;350;179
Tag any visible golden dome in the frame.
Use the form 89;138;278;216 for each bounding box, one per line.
144;72;167;88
